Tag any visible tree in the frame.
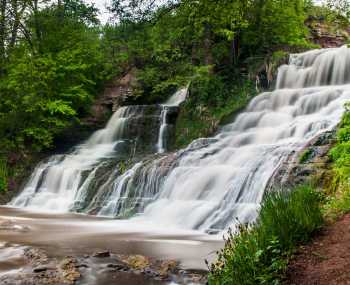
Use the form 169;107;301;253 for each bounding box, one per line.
0;0;6;67
108;0;176;22
0;0;104;152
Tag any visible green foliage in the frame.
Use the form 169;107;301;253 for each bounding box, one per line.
243;0;309;55
323;185;350;220
175;76;256;148
103;0;313;106
329;108;350;187
0;0;104;153
209;185;323;285
324;105;350;219
0;159;8;192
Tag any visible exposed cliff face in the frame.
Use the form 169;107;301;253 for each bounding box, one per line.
85;69;139;127
307;18;350;48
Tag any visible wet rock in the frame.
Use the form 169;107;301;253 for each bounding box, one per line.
159;260;178;277
268;130;336;189
59;257;81;284
92;251;111;258
76;263;89;268
106;262;129;271
33;266;53;273
24;248;48;265
307;20;349;48
176;269;208;284
143;267;156;276
124;255;149;270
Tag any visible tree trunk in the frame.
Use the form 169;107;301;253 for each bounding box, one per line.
32;0;42;53
0;0;6;61
9;0;26;50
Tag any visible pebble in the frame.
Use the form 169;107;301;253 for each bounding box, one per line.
92;251;110;258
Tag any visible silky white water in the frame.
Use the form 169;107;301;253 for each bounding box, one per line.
10;106;162;212
10;46;350;233
10;107;132;211
157;88;188;153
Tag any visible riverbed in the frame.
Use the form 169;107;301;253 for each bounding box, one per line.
0;206;223;284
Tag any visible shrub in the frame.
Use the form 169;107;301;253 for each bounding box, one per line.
209;185;323;285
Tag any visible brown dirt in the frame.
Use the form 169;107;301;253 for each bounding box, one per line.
286;213;350;285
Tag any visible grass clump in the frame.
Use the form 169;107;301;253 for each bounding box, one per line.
208;185;323;285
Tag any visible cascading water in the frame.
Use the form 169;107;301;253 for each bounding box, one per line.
10;46;350;234
157;88;188;153
10;105;165;212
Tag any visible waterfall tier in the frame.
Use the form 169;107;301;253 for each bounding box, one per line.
11;47;350;233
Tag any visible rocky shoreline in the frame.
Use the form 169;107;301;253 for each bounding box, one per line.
0;244;208;285
0;219;208;285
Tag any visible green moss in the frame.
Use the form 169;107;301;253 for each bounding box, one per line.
299;149;313;163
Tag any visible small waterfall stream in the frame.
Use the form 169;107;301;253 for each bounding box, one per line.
10;46;350;233
157;88;188;153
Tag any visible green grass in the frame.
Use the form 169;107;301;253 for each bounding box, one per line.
208;185;323;285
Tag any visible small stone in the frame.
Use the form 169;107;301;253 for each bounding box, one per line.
33;266;50;273
106;263;128;271
76;263;89;268
92;251;110;258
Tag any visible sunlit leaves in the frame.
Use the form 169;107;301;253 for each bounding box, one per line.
0;0;103;152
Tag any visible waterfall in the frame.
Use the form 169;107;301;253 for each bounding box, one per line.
157;108;168;154
10;46;350;234
157;88;188;153
10;105;165;212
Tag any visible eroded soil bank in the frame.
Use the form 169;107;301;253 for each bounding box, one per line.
286;213;350;285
